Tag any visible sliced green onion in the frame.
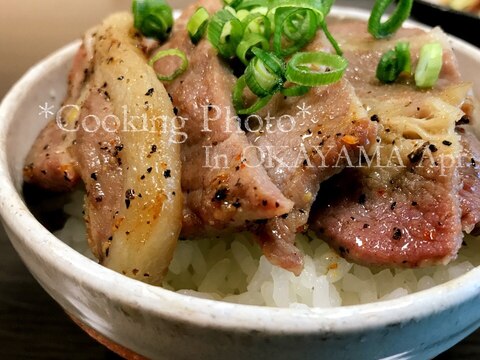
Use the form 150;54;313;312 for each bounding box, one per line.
233;75;273;114
251;6;269;15
187;7;210;44
252;47;286;79
368;0;413;39
207;9;245;58
132;0;173;41
415;43;443;88
242;12;272;39
376;49;399;83
281;84;311;96
319;20;343;56
149;49;189;81
237;0;269;10
224;0;243;8
376;41;411;83
273;8;318;57
236;34;270;64
245;48;285;96
395;41;411;74
267;0;329;16
285;51;348;86
236;9;251;20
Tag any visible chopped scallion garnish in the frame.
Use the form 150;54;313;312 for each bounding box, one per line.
132;0;173;41
368;0;413;39
273;7;318;57
376;41;411;83
233;75;274;115
187;7;210;44
207;9;245;58
285;51;348;86
415;43;443;88
236;33;270;65
245;48;286;96
149;49;189;81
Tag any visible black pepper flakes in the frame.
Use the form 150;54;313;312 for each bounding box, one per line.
232;201;241;208
363;224;369;229
471;158;476;168
117;75;124;81
428;144;438;153
163;169;171;178
145;88;154;96
370;114;379;122
408;142;429;164
390;202;397;211
147;167;153;173
412;201;418;206
442;140;452;146
91;172;98;181
262;200;268;206
150;145;157;154
212;188;228;202
125;189;135;209
392;227;402;240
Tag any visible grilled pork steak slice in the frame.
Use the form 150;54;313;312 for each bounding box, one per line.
74;89;122;261
23;44;92;191
156;0;293;237
310;20;476;267
458;129;480;234
247;80;375;274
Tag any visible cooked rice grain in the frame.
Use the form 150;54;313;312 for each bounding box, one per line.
56;191;480;308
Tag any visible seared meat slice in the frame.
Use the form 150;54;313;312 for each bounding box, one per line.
23;119;79;192
458;129;480;234
156;0;293;236
74;90;122;261
23;44;92;191
310;20;475;267
247;80;375;274
75;13;183;284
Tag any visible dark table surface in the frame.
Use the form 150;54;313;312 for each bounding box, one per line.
1;0;479;359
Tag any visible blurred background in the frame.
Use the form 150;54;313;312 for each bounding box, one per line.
0;0;478;358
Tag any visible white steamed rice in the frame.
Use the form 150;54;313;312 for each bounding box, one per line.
55;190;480;308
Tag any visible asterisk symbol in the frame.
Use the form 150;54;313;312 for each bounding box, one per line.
38;102;55;119
296;102;312;120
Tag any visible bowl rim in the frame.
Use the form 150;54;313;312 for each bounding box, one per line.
0;6;480;335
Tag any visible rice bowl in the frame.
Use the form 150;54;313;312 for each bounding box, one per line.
0;6;480;360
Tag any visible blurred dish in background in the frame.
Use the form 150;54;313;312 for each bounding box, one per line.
424;0;480;15
411;0;480;46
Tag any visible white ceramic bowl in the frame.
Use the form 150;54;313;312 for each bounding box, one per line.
1;8;479;360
